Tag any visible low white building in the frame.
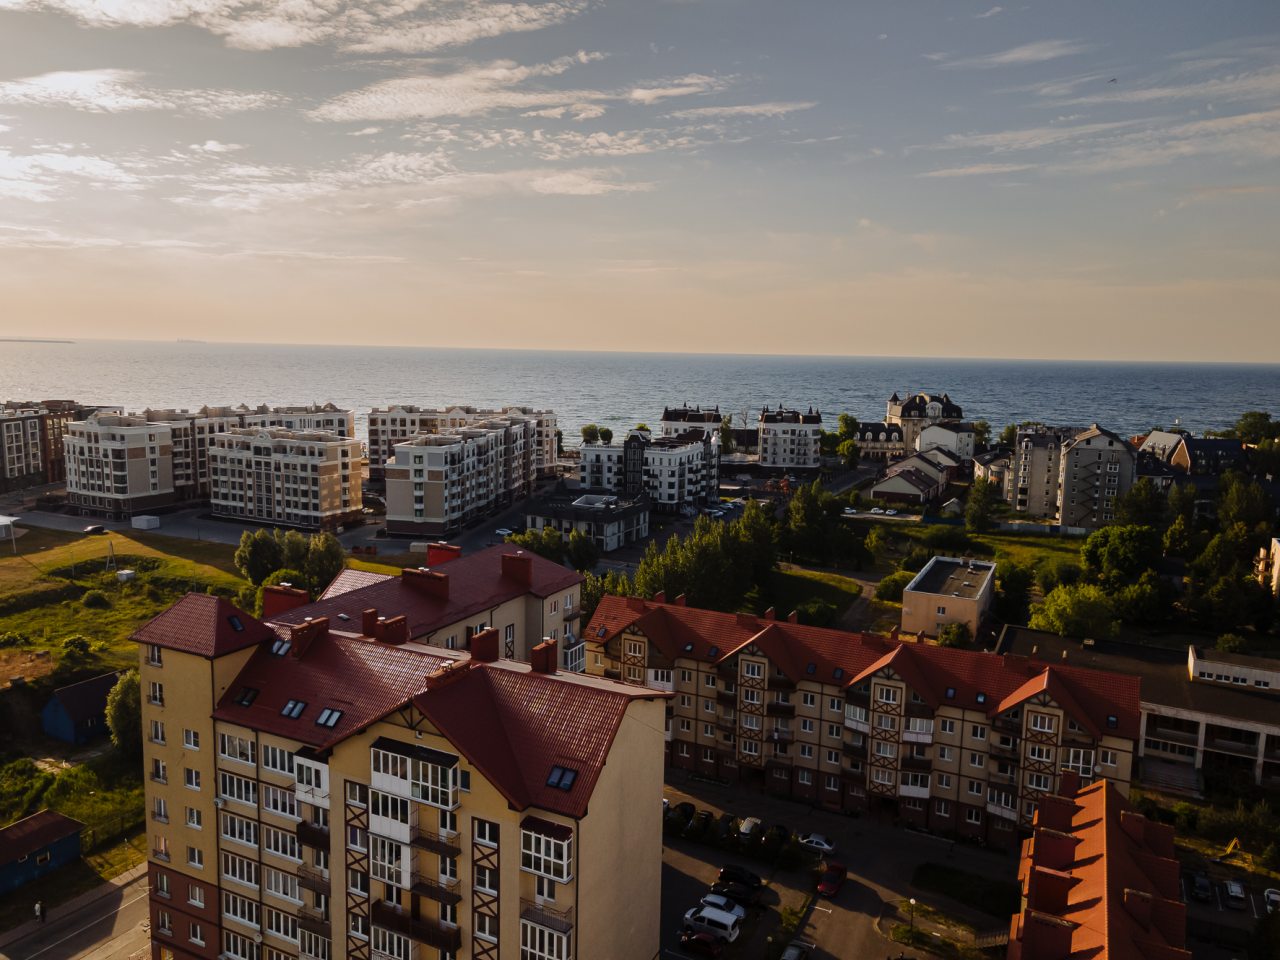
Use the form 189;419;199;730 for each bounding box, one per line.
238;403;355;438
525;491;650;552
917;421;976;461
870;451;949;504
758;405;822;469
64;413;177;518
660;405;722;438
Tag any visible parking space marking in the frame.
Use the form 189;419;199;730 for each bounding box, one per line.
812;905;833;914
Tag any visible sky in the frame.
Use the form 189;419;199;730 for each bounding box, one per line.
0;1;1278;361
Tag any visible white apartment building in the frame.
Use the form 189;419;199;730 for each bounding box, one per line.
209;428;362;531
579;429;719;514
65;413;176;518
136;407;245;501
384;418;536;536
1057;425;1137;531
368;405;557;479
916;422;976;461
239;403;355;438
0;405;43;491
659;405;722;439
757;406;822;469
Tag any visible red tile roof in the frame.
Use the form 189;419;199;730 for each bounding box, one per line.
413;664;662;819
1009;777;1190;960
131;593;273;657
0;809;84;863
273;545;581;640
588;597;1140;738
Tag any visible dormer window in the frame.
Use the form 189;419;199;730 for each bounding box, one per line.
281;700;306;719
233;687;258;707
316;708;342;728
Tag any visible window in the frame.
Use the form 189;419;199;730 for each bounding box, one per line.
372;928;411;960
219;772;256;806
475;819;500;846
221;812;258;847
969;751;985;769
742;688;761;705
186;846;203;869
741;740;760;757
223;930;256;960
802;693;816;708
1101;749;1117;767
222;890;260;928
265;907;298;943
349;913;369;939
876;714;897;731
183;729;200;749
263;824;300;861
1027;743;1053;763
872;768;894;785
873;741;897;758
370;789;410;826
827;722;842;739
262;784;298;819
742;661;763;679
184;768;201;790
704;674;717;689
316;708;342;728
345;781;368;806
522;828;572;881
156;872;170;898
875;685;899;705
261;744;294;775
149;681;164;706
935;799;950;817
189;922;204;946
799;744;814;759
937;773;952;789
797;770;812;785
219;733;257;765
826;749;841;765
347;825;367;851
939;719;956;735
970;724;987;741
679;669;692;684
280;699;306;719
1030;713;1057;733
188;884;204;908
233;687;257;707
967;780;982;796
801;718;815;733
369;835;406;887
1028;772;1051;791
299;931;331;960
150;720;166;744
476;913;498;942
157;909;172;936
222;851;258;888
147;644;164;666
829;697;842;713
965;809;983;825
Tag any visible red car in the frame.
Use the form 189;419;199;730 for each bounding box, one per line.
679;930;724;957
817;861;847;898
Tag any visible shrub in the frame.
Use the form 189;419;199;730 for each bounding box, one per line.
0;631;29;648
876;570;916;602
1172;801;1200;832
937;623;971;648
61;635;91;656
80;589;111;609
1216;633;1248;653
795;598;837;627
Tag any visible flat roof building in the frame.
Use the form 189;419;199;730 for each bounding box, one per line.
902;556;996;639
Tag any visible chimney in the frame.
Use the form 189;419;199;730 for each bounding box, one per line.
674;594;687;607
501;551;533;586
1027;866;1077;916
362;608;379;637
625;596;647;612
375;615;408;645
787;610;799;623
1031;828;1080;872
426;542;463;566
471;627;500;662
1036;792;1079;832
289;617;328;659
653;590;666;603
1122;888;1152;930
261;584;309;619
1058;770;1082;800
762;606;775;621
1119;810;1150;848
735;612;758;629
402;567;449;601
531;638;558;674
1020;911;1075;960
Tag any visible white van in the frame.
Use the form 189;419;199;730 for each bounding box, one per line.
683;905;742;943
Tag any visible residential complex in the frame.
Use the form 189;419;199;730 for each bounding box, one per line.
1;399;94;492
383;417;537;537
367;406;558;480
239;404;356;439
900;557;996;639
524;490;650;553
1057;425;1137;531
578;428;719;514
999;628;1280;794
1007;774;1189;960
757;406;822;469
869;450;951;505
885;392;963;451
209;428;362;531
135;591;666;960
586;596;1139;848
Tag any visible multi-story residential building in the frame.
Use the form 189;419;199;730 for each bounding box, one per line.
659;406;722;439
135;590;665;960
900;557;996;639
1057;425;1137;531
885;393;963;452
384;418;536;537
239;404;356;439
368;406;558;480
209;428;362;531
757;407;822;470
973;449;1012;500
65;413;177;519
1007;773;1189;960
1168;436;1247;475
579;429;719;515
270;544;585;671
1007;426;1079;519
854;422;906;462
1258;537;1280;597
916;422;976;461
999;627;1280;794
524;490;650;553
586;597;1139;848
0;405;44;493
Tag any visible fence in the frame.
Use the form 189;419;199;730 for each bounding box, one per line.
80;812;145;854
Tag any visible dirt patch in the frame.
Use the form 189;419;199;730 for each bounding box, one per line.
0;646;56;686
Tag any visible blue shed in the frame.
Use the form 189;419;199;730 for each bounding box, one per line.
0;810;84;894
41;671;121;745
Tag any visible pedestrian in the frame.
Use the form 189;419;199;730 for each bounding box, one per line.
34;900;44;923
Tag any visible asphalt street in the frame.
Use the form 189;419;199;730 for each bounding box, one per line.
0;874;150;960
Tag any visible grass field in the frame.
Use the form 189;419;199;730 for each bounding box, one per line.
746;566;863;621
973;530;1086;570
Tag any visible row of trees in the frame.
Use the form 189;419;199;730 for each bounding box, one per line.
504;526;599;572
232;529;347;614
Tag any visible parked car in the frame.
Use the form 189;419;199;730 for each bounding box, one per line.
1190;871;1213;902
737;817;763;844
885;508;898;516
842;506;858;515
797;833;836;855
665;802;696;832
682;906;742;943
83;524;106;534
684;810;714;839
717;864;763;889
1224;879;1248;909
1264;888;1280;914
494;527;514;538
817;861;847;898
761;823;791;850
709;880;760;907
870;507;884;515
714;813;739;843
699;893;746;920
678;930;724;957
780;942;814;960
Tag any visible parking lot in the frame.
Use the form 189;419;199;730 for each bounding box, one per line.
660;773;1017;959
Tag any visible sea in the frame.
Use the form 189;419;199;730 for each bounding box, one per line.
1;339;1277;445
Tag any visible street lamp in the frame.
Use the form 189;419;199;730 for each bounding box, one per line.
909;897;917;937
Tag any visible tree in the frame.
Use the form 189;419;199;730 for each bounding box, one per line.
1231;410;1279;444
1114;478;1167;528
1036;558;1082;594
1218;473;1273;538
837;413;859;439
1216;632;1248;653
555;429;564;457
999;420;1042;446
598;426;614;444
836;438;859;469
972;420;991;449
1163;514;1193;557
719;413;735;455
1167;482;1196;524
635;423;649;431
1081;524;1162;586
254;568;308;616
1115;570;1168;625
994;560;1034;625
106;669;141;756
733;500;778;584
506;526;566;563
580;424;600;444
1029;584;1118;639
305;532;346;595
965;477;1000;532
564;529;599;572
875;570;916;602
234;528;283;585
937;622;971;648
275;529;309;572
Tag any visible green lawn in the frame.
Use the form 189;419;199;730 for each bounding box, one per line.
743;566;863;622
973;531;1086;570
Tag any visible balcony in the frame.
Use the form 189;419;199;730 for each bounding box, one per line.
411;872;462;907
1203;737;1259;758
990;741;1020;761
297;820;330;849
985;801;1018;820
298;862;330;893
902;753;931;772
767;674;796;691
844;714;870;734
767;727;794;744
521;898;575;935
993;716;1022;735
371;900;463;952
716;689;737;707
898;783;930;800
715;711;737;731
411;826;462;858
298;903;331;937
716;662;737;681
842;739;867;758
766;701;796;718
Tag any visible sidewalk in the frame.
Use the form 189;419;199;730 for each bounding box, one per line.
0;862;148;954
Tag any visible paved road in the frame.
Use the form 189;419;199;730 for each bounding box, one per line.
0;875;149;960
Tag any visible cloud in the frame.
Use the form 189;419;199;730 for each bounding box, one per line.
0;69;280;115
0;0;591;53
190;140;243;153
935;119;1145;153
667;101;816;119
919;162;1035;178
938;39;1093;69
521;103;605;120
1175;184;1278;209
347;127;382;136
628;73;729;105
0;147;140;201
1057;65;1280;107
974;6;1003;18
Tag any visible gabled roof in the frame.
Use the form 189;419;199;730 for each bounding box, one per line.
0;810;83;862
48;670;121;726
413;664;659;819
131;594;272;658
852;644;943;706
995;667;1101;737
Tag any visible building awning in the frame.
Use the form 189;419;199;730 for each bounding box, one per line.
520;815;574;841
372;736;458;768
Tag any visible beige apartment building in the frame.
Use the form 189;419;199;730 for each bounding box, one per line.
586;596;1139;848
384;419;536;538
239;404;356;439
136;590;665;960
1;405;45;492
368;406;558;481
1007;426;1077;519
209;429;362;531
65;413;177;518
1057;425;1137;530
757;406;823;470
900;556;996;639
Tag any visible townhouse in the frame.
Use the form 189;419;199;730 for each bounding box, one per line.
578;428;719;515
757;407;822;470
869;451;950;505
885;392;963;452
854;422;906;463
136;592;666;960
585;597;1140;849
384;418;537;537
916;421;976;461
1057;425;1137;531
209;428;362;531
368;406;558;481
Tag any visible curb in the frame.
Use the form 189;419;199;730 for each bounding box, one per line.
0;862;149;952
